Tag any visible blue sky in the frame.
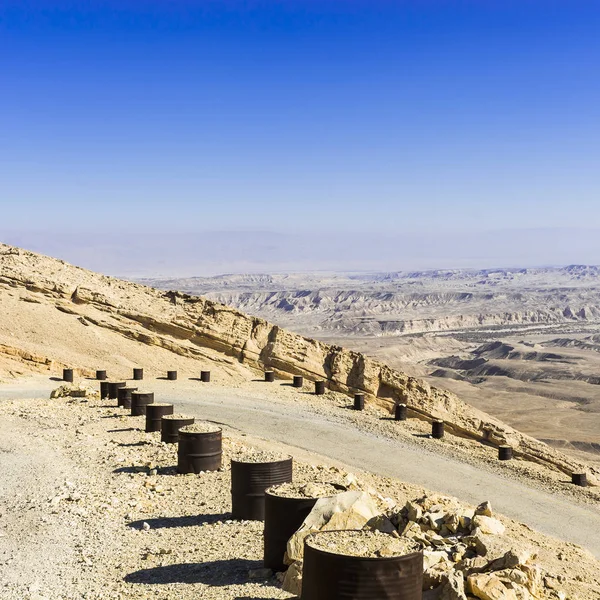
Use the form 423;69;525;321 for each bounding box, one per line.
1;1;599;272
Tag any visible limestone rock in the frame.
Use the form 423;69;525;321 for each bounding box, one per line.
468;573;517;600
472;515;505;536
282;560;302;595
286;491;380;562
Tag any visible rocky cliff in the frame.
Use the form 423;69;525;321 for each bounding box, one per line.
1;243;597;484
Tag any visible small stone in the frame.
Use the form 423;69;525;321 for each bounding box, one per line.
142;522;150;531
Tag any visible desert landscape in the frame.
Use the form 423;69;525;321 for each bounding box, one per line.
140;267;600;468
0;243;599;599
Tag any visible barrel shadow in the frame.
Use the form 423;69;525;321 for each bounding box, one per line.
127;513;231;530
124;558;268;585
49;376;64;382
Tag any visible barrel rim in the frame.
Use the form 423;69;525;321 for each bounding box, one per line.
265;489;339;503
231;456;292;467
304;530;423;562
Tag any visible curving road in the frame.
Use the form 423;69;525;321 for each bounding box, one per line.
4;378;600;559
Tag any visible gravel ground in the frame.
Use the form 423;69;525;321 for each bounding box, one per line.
0;383;599;599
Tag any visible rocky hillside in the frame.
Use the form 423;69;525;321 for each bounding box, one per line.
1;243;597;485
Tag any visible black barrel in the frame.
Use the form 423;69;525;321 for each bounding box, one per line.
167;370;178;381
264;370;275;382
145;403;174;433
293;375;304;388
96;370;107;381
108;381;126;400
315;380;326;395
572;473;587;487
354;393;365;411
231;457;293;521
133;368;144;381
117;386;138;409
395;403;407;421
161;415;195;444
100;381;110;399
264;491;322;571
498;445;513;461
63;368;74;383
200;370;211;383
130;391;155;416
431;420;444;439
177;427;222;473
301;531;423;600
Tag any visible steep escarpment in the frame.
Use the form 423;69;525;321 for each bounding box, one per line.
0;243;597;485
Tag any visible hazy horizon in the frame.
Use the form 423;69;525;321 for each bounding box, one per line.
2;226;600;278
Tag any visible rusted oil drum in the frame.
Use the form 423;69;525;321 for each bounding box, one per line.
498;445;513;461
354;393;365;411
161;414;195;444
100;381;110;399
167;370;177;381
133;368;144;381
96;370;107;381
231;457;293;521
301;531;423;600
63;368;74;383
293;375;303;388
108;381;126;400
431;420;444;439
264;491;320;571
395;403;407;421
314;380;326;395
264;370;275;382
572;473;587;486
117;386;138;409
200;370;211;382
177;425;222;473
130;391;155;416
145;403;174;433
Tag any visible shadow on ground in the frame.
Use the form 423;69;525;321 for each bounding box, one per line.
124;558;269;585
128;513;231;530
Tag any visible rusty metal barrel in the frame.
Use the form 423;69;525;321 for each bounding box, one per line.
63;369;74;383
145;403;174;433
161;414;195;444
354;393;365;411
301;531;423;599
395;403;407;421
264;370;275;382
117;386;138;409
133;368;144;381
498;445;513;461
572;473;587;487
130;391;155;416
108;381;126;400
177;425;222;473
431;420;444;439
200;370;211;382
264;491;322;571
293;375;304;388
100;381;110;399
231;457;293;521
167;370;177;381
96;370;107;381
314;380;326;395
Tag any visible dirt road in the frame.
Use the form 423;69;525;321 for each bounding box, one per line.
4;376;600;560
